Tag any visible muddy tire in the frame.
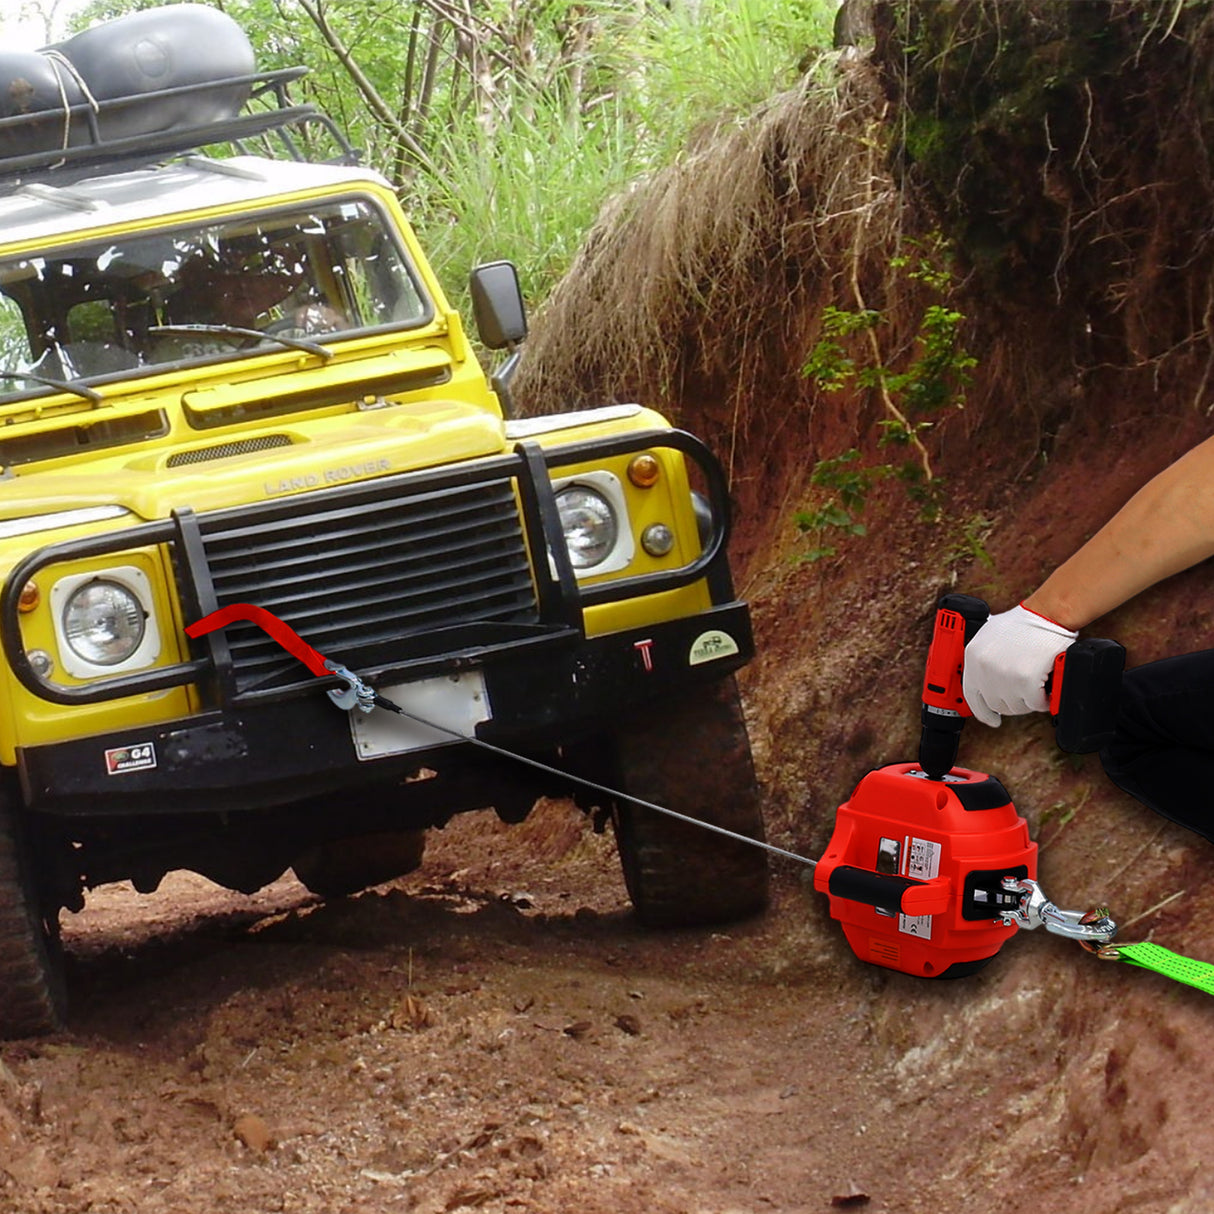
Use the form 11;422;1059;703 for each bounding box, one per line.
292;829;426;898
610;676;769;927
0;797;65;1037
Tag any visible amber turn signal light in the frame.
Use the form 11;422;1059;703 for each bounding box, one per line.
627;453;661;488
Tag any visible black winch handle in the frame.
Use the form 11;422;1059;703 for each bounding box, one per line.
827;866;944;916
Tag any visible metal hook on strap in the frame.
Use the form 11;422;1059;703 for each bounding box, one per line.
999;876;1119;947
324;660;377;713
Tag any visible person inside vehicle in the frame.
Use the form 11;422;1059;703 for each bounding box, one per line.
150;248;346;359
962;434;1214;841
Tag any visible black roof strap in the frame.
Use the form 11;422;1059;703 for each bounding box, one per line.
0;67;358;192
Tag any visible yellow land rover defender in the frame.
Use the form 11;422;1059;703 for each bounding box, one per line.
0;5;766;1036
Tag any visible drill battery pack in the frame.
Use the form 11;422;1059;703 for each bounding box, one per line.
813;763;1038;978
1049;636;1127;753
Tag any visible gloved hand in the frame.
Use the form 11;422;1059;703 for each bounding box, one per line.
962;603;1078;727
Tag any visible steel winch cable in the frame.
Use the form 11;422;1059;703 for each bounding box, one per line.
185;603;819;870
367;686;819;869
185;606;1214;994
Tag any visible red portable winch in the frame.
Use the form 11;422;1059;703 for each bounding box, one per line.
813;594;1126;979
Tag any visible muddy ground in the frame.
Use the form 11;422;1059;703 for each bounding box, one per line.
2;774;1212;1214
4;412;1213;1214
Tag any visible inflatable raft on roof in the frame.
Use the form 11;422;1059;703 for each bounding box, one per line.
0;3;354;187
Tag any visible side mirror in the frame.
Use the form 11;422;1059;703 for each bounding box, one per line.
469;260;527;350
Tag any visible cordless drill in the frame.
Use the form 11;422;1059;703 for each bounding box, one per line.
918;593;1127;779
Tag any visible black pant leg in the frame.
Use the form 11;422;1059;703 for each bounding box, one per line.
1100;649;1214;843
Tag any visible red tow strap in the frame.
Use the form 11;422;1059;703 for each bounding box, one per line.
185;603;330;677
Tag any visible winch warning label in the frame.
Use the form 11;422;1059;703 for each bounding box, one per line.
899;912;933;939
902;835;942;881
899;835;941;938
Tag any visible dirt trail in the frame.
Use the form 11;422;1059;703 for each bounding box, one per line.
1;793;1212;1214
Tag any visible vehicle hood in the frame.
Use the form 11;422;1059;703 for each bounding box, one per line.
0;399;509;528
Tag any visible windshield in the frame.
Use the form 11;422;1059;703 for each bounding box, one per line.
0;198;432;399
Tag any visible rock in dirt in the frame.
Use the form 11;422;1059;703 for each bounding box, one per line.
233;1113;275;1153
0;1100;59;1192
390;993;435;1030
0;1058;40;1121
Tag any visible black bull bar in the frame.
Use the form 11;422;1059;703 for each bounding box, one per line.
1;431;740;709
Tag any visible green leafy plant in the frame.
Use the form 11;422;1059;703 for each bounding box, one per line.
793;449;888;560
801;307;880;391
796;235;976;560
946;513;996;571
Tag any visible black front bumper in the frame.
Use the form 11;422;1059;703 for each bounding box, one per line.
18;602;753;816
7;427;752;816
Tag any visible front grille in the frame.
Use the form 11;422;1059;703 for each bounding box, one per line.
194;477;538;694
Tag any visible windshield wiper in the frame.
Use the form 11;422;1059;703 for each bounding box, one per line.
149;324;336;362
0;368;102;405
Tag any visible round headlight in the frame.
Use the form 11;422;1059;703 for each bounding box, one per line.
556;485;618;570
62;579;146;667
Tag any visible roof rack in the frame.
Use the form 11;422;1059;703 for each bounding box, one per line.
0;67;359;192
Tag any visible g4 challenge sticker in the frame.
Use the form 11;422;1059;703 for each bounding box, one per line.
688;630;739;666
105;743;157;775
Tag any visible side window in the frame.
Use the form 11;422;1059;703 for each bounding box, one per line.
66;299;117;344
0;293;32;372
328;221;427;328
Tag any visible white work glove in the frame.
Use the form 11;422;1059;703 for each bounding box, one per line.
962;603;1078;727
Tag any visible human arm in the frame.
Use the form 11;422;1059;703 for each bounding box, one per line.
1023;433;1214;629
963;434;1214;725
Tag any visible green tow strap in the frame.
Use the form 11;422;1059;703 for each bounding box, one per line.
1112;942;1214;996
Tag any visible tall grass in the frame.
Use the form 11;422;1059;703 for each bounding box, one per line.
409;0;837;320
414;94;638;314
632;0;834;146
